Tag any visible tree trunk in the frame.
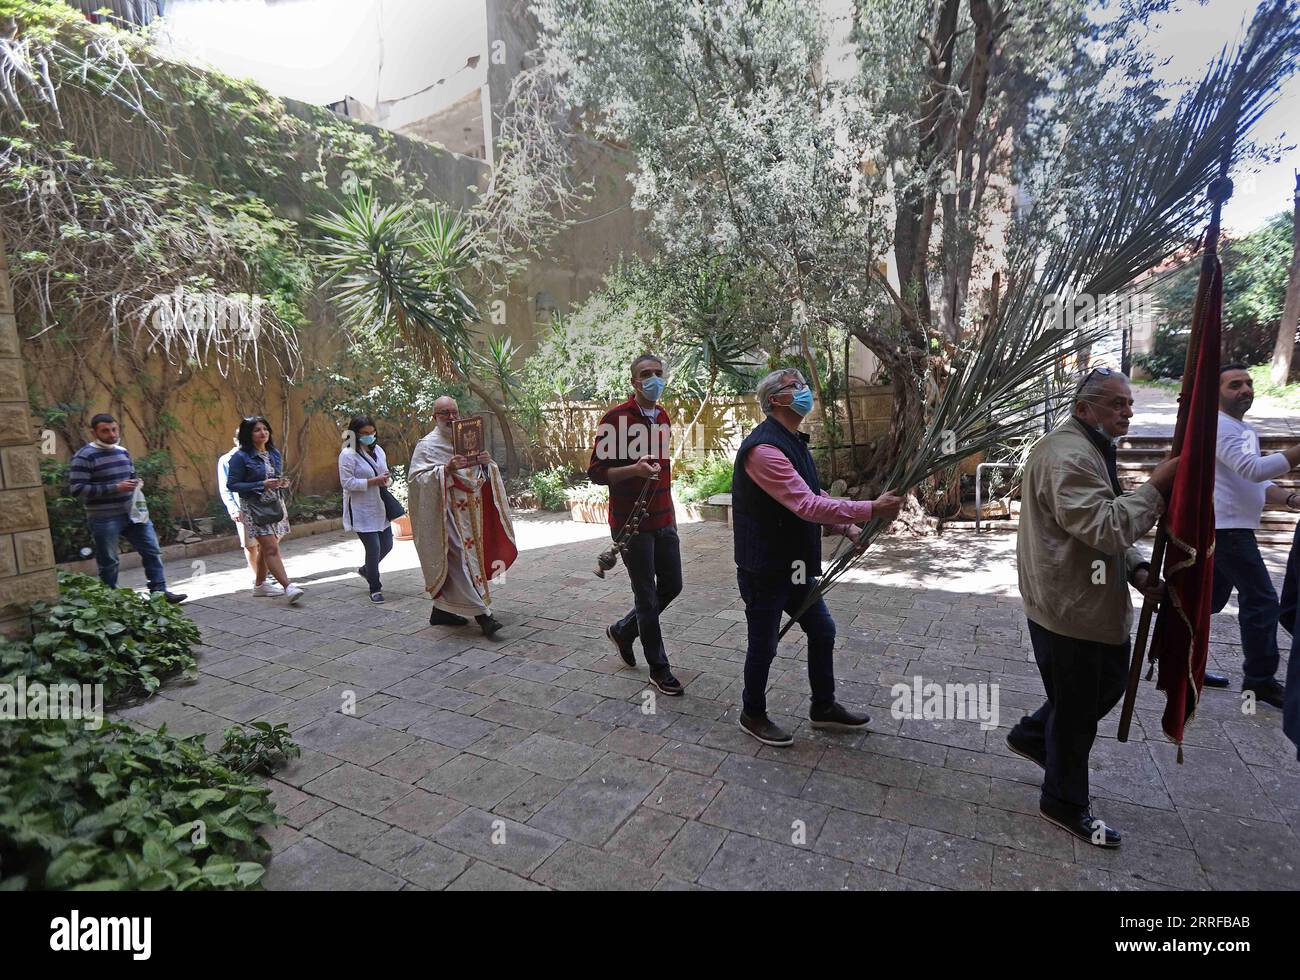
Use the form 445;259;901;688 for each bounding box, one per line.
673;370;715;465
1270;172;1300;385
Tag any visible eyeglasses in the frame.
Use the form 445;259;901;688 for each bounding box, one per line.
434;410;459;418
775;380;809;394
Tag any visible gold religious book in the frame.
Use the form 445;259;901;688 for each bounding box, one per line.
452;416;485;458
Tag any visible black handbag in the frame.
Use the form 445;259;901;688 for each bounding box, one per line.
246;491;286;526
241;451;286;525
354;448;405;522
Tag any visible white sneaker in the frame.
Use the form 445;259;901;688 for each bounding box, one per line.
283;585;305;604
252;582;284;597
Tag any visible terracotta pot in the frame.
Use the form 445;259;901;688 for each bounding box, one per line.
392;514;414;541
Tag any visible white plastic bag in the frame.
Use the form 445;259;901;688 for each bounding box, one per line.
128;481;150;524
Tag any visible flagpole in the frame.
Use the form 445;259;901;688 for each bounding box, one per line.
1117;125;1236;742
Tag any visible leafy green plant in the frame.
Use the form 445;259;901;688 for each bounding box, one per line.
0;719;280;891
285;492;343;524
676;452;733;504
217;722;301;777
565;481;609;506
527;465;574;510
26;572;200;704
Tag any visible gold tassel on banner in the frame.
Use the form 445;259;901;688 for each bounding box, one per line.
1176;743;1185;765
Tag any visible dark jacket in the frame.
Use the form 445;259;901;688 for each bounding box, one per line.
226;447;283;499
732;417;823;578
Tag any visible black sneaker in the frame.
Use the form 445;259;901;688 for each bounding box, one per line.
429;607;468;627
476;614;504;638
649;670;683;696
1006;729;1046;769
155;591;187;604
1040;806;1121;848
1244;678;1285;709
370;592;385;604
739;711;793;746
1203;671;1230;689
809;701;870;731
607;625;636;667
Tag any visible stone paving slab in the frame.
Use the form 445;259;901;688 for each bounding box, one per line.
111;512;1300;890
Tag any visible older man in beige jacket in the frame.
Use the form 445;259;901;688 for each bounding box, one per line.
1010;368;1177;849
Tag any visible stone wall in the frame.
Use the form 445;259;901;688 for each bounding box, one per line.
0;228;58;637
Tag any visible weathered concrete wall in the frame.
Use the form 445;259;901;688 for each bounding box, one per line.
0;228;58;636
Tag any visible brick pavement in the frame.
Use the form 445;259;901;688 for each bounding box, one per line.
111;514;1300;890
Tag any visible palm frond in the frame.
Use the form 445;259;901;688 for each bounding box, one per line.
782;0;1300;635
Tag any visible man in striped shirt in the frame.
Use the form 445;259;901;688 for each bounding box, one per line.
68;414;186;603
588;354;683;696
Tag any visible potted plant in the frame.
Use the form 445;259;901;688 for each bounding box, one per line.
387;465;414;541
566;481;609;524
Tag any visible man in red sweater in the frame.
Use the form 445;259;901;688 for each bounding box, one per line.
587;353;683;695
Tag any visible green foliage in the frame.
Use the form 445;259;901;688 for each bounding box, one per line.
0;566;296;890
1246;363;1300;410
0;718;279;890
676;452;734;504
306;334;465;468
285;492;342;524
521;256;762;405
25;572;200;704
528;465;576;510
565;481;609;505
1138;211;1296;380
217;722;301;777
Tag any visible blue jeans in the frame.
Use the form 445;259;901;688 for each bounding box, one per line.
356;528;394;593
89;514;167;592
1211;528;1280;686
737;568;836;717
611;526;682;672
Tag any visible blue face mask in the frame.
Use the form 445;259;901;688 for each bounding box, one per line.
359;434;376;446
639;376;665;402
790;386;814;417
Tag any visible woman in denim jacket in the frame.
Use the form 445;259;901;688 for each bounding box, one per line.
227;416;304;603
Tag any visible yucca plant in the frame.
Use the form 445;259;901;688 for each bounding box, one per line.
314;188;519;473
782;0;1300;635
670;262;755;462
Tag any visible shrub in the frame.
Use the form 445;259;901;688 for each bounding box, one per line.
528;464;574;510
26;572;200;704
676;452;733;503
0;719;281;890
0;571;296;890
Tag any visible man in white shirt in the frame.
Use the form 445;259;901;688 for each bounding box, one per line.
1211;365;1300;708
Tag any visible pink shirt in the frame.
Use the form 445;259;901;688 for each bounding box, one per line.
744;445;873;537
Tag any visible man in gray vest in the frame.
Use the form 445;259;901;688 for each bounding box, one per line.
731;368;902;746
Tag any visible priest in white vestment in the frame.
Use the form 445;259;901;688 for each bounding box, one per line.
408;396;517;637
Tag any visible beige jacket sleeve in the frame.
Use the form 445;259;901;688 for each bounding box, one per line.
1044;454;1165;558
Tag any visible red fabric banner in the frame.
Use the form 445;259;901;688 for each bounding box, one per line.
1150;256;1222;749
